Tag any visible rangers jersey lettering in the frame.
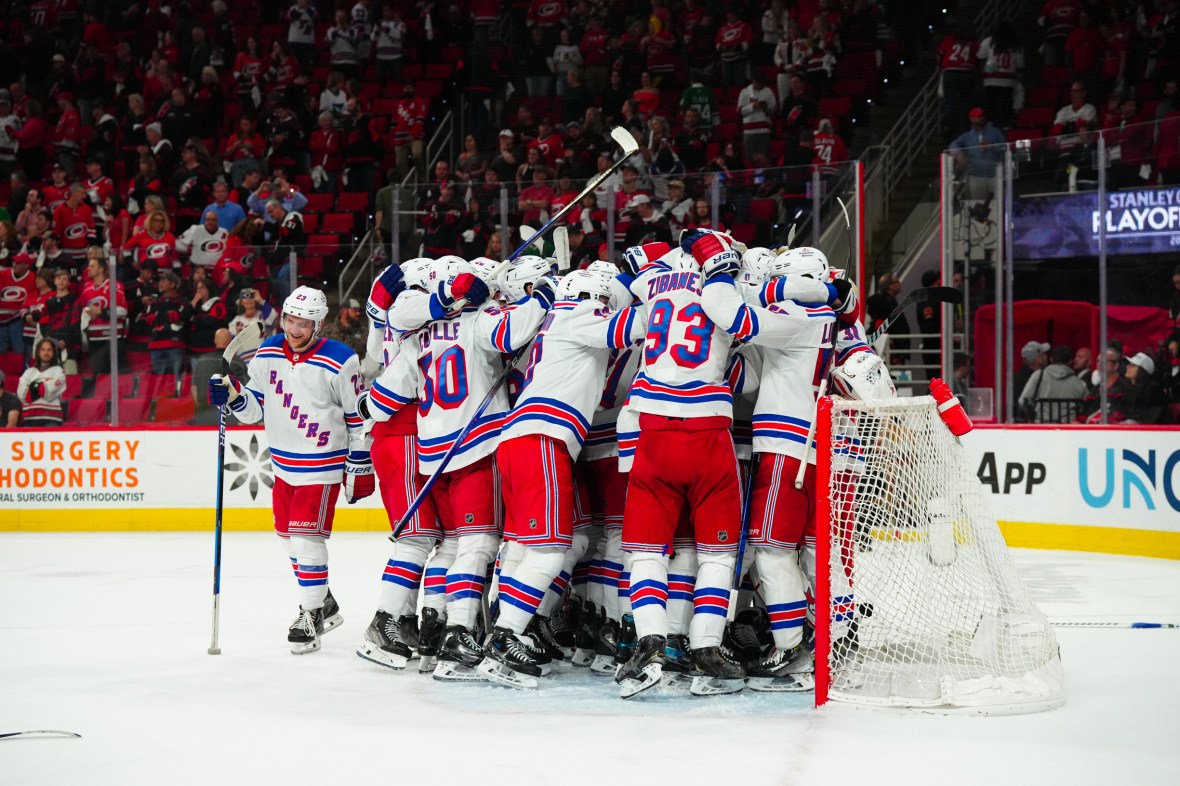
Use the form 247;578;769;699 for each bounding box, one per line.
628;258;738;420
229;335;366;485
412;299;547;474
501;299;645;459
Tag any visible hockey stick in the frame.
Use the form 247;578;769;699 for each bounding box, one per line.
866;286;963;345
0;730;81;740
553;225;571;272
729;453;759;620
209;320;267;656
391;129;641;539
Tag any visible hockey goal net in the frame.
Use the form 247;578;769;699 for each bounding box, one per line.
813;395;1065;714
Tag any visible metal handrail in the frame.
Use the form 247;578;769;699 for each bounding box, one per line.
402;109;455;190
864;0;1026;216
337;228;376;304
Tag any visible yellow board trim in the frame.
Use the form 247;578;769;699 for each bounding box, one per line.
2;510;1179;560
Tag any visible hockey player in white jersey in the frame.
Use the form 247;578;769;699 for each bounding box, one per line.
480;267;646;688
405;256;553;681
209;286;374;654
701;243;869;691
354;258;449;671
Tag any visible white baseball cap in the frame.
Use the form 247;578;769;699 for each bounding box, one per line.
1128;352;1155;375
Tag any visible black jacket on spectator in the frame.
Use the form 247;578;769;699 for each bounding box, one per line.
170;164;214;217
160;103;199;148
421;197;462;256
145;294;191;350
262;211;306;265
624;214;673;247
188;297;228;355
342;112;382;167
44;292;81;356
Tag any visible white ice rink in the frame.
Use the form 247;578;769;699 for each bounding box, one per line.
3;532;1179;785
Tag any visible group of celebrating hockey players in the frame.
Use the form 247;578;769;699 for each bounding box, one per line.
208;225;897;698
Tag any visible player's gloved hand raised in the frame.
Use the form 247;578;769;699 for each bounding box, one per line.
344;450;375;504
370;263;405;311
531;275;559;309
685;230;741;280
829;278;856;315
439;272;490;310
208;374;242;407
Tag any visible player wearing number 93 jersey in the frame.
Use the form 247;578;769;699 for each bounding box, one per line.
614;236;754;698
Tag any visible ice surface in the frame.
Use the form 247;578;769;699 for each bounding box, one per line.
2;533;1178;785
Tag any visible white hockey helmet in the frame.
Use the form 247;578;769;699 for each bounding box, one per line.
465;255;501;285
663;246;697;272
740;246;776;287
282;285;330;334
586;261;632;310
558;269;613;304
400;257;434;290
831;351;896;400
771;246;830;281
499;255;556;303
426;255;460;289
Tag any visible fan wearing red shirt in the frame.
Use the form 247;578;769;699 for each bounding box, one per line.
580;16;611;93
716;10;753;87
83;160;115;207
812;119;848;176
51;92;82;173
937;28;978;136
309;112;342;192
517;168;555;226
123;210;179;272
43;164;71;210
0;253;37;354
529;119;564;168
52;184;97;266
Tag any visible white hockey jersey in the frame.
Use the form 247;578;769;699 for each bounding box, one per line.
175;224;229;268
701;277;871;463
583;346;642;461
628;258;738;420
229;335;367;484
500;299;645;459
410;299;547;474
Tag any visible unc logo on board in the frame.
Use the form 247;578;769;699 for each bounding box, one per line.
1078;448;1180;513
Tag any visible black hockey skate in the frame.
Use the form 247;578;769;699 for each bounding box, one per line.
690;646;747;696
548;598;579;656
659;634;693;689
589;618;619;675
288;590;343;654
615;634;666;699
572;600;600;667
417;607;445;674
521;618;555;675
398;614;420;652
356;610;413;670
746;644;815;693
728;607;772;668
529;614;568;661
614;612;637;666
477;627;543;689
433;625;486;682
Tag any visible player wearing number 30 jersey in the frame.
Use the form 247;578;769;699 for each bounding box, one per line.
209;285;372;655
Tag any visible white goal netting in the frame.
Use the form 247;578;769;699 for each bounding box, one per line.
816;396;1065;714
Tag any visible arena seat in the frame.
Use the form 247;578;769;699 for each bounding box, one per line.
154;396;196;423
118;399;152;424
68;398;108;424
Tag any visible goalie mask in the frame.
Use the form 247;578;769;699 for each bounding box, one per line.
831;351;896;400
499;255;556;304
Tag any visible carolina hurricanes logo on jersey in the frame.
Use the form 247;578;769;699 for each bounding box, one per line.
64;222;87;240
720;27;742;44
277;64;295;81
147;243;170;258
1;286;26;305
202;239;226;255
538;2;560;17
243;62;261;77
241;251;256;267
